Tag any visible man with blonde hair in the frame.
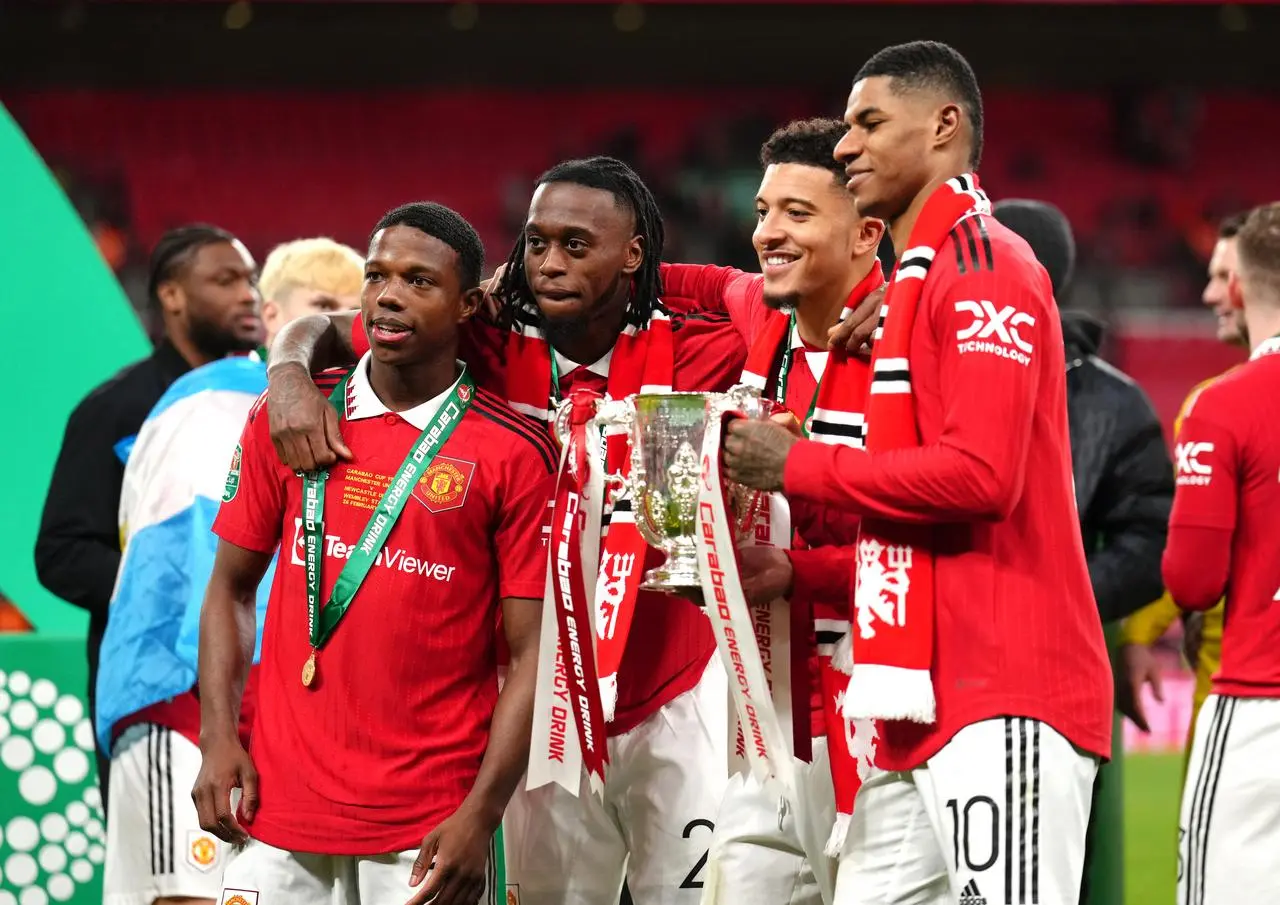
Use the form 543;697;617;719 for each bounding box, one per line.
258;237;364;345
99;237;362;905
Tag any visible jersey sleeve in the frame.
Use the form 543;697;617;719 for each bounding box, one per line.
1162;409;1238;610
212;396;288;554
661;262;763;342
494;443;557;601
672;315;749;394
784;254;1046;522
788;545;854;604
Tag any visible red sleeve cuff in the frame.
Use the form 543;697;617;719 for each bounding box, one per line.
499;580;546;602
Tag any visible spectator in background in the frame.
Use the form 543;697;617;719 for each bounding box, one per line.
1121;213;1247;750
994;199;1173;630
34;223;262;812
97;237;362;905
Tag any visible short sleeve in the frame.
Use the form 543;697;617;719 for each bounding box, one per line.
212;395;289;553
494;442;557;601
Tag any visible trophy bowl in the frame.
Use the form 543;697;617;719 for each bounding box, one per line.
597;386;773;594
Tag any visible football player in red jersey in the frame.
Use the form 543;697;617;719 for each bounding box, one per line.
1164;202;1280;905
263;160;748;905
195;203;555;905
658;118;885;905
724;41;1111;905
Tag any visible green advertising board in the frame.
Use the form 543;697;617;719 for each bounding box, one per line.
0;638;104;905
1;103;149;904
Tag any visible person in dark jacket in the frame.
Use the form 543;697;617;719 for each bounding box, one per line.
994;199;1173;905
994;199;1173;622
34;223;262;810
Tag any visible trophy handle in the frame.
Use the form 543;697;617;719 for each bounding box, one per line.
709;388;773;543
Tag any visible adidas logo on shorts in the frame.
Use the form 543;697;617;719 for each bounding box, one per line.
959;879;987;905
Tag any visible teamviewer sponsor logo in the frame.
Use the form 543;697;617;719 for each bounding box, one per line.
289;518;457;581
1175;441;1214;486
954;300;1035;366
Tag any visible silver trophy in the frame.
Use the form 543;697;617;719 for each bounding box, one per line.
589;386;773;593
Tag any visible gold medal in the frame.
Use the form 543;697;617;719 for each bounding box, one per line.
301;651;317;688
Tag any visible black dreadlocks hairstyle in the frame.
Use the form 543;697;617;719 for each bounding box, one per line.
373;201;485;290
760;117;850;186
146;223;239;309
855;40;984;170
495;156;665;330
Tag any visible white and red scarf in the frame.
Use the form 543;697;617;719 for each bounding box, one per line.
516;302;674;796
738;264;886;855
834;174;990;730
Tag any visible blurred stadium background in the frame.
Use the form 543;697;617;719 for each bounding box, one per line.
3;2;1279;903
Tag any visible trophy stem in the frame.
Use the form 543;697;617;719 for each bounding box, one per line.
641;538;702;594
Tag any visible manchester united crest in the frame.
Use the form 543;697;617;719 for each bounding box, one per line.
414;456;476;514
187;830;219;871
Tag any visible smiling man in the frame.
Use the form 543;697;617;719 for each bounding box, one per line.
193;202;555;905
659;118;885;905
722;41;1112;905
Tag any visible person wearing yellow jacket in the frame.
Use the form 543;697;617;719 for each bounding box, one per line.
1119;212;1247;756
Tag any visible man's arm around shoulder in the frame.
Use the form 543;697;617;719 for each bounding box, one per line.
266;311;360;472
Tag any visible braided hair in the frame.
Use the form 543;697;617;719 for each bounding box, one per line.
496;156;665;330
147;223;239;309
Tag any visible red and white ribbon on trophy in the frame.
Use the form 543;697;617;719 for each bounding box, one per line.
527;390;609;797
696;404;797;800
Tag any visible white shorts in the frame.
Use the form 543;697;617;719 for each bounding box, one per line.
1178;694;1280;905
218;835;497;905
104;723;231;905
701;736;837;905
834;718;1097;905
504;656;729;905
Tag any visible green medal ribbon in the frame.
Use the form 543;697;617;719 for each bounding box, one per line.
299;365;475;686
774;312;822;437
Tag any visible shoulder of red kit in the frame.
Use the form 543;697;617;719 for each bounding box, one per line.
934;215;1047;292
469;389;558;473
247;366;349;424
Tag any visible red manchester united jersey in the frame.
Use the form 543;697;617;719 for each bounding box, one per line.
784;215;1113;769
213;357;556;855
352;311;746;734
1163;337;1280;696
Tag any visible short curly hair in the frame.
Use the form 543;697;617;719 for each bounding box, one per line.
855;40;984;169
372;202;485;290
759;118;849;185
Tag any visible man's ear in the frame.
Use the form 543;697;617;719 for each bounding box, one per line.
156;280;184;317
622;235;645;277
459;287;482;323
853;217;886;258
934;102;963;152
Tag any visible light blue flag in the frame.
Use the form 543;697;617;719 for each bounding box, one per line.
96;357;276;750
